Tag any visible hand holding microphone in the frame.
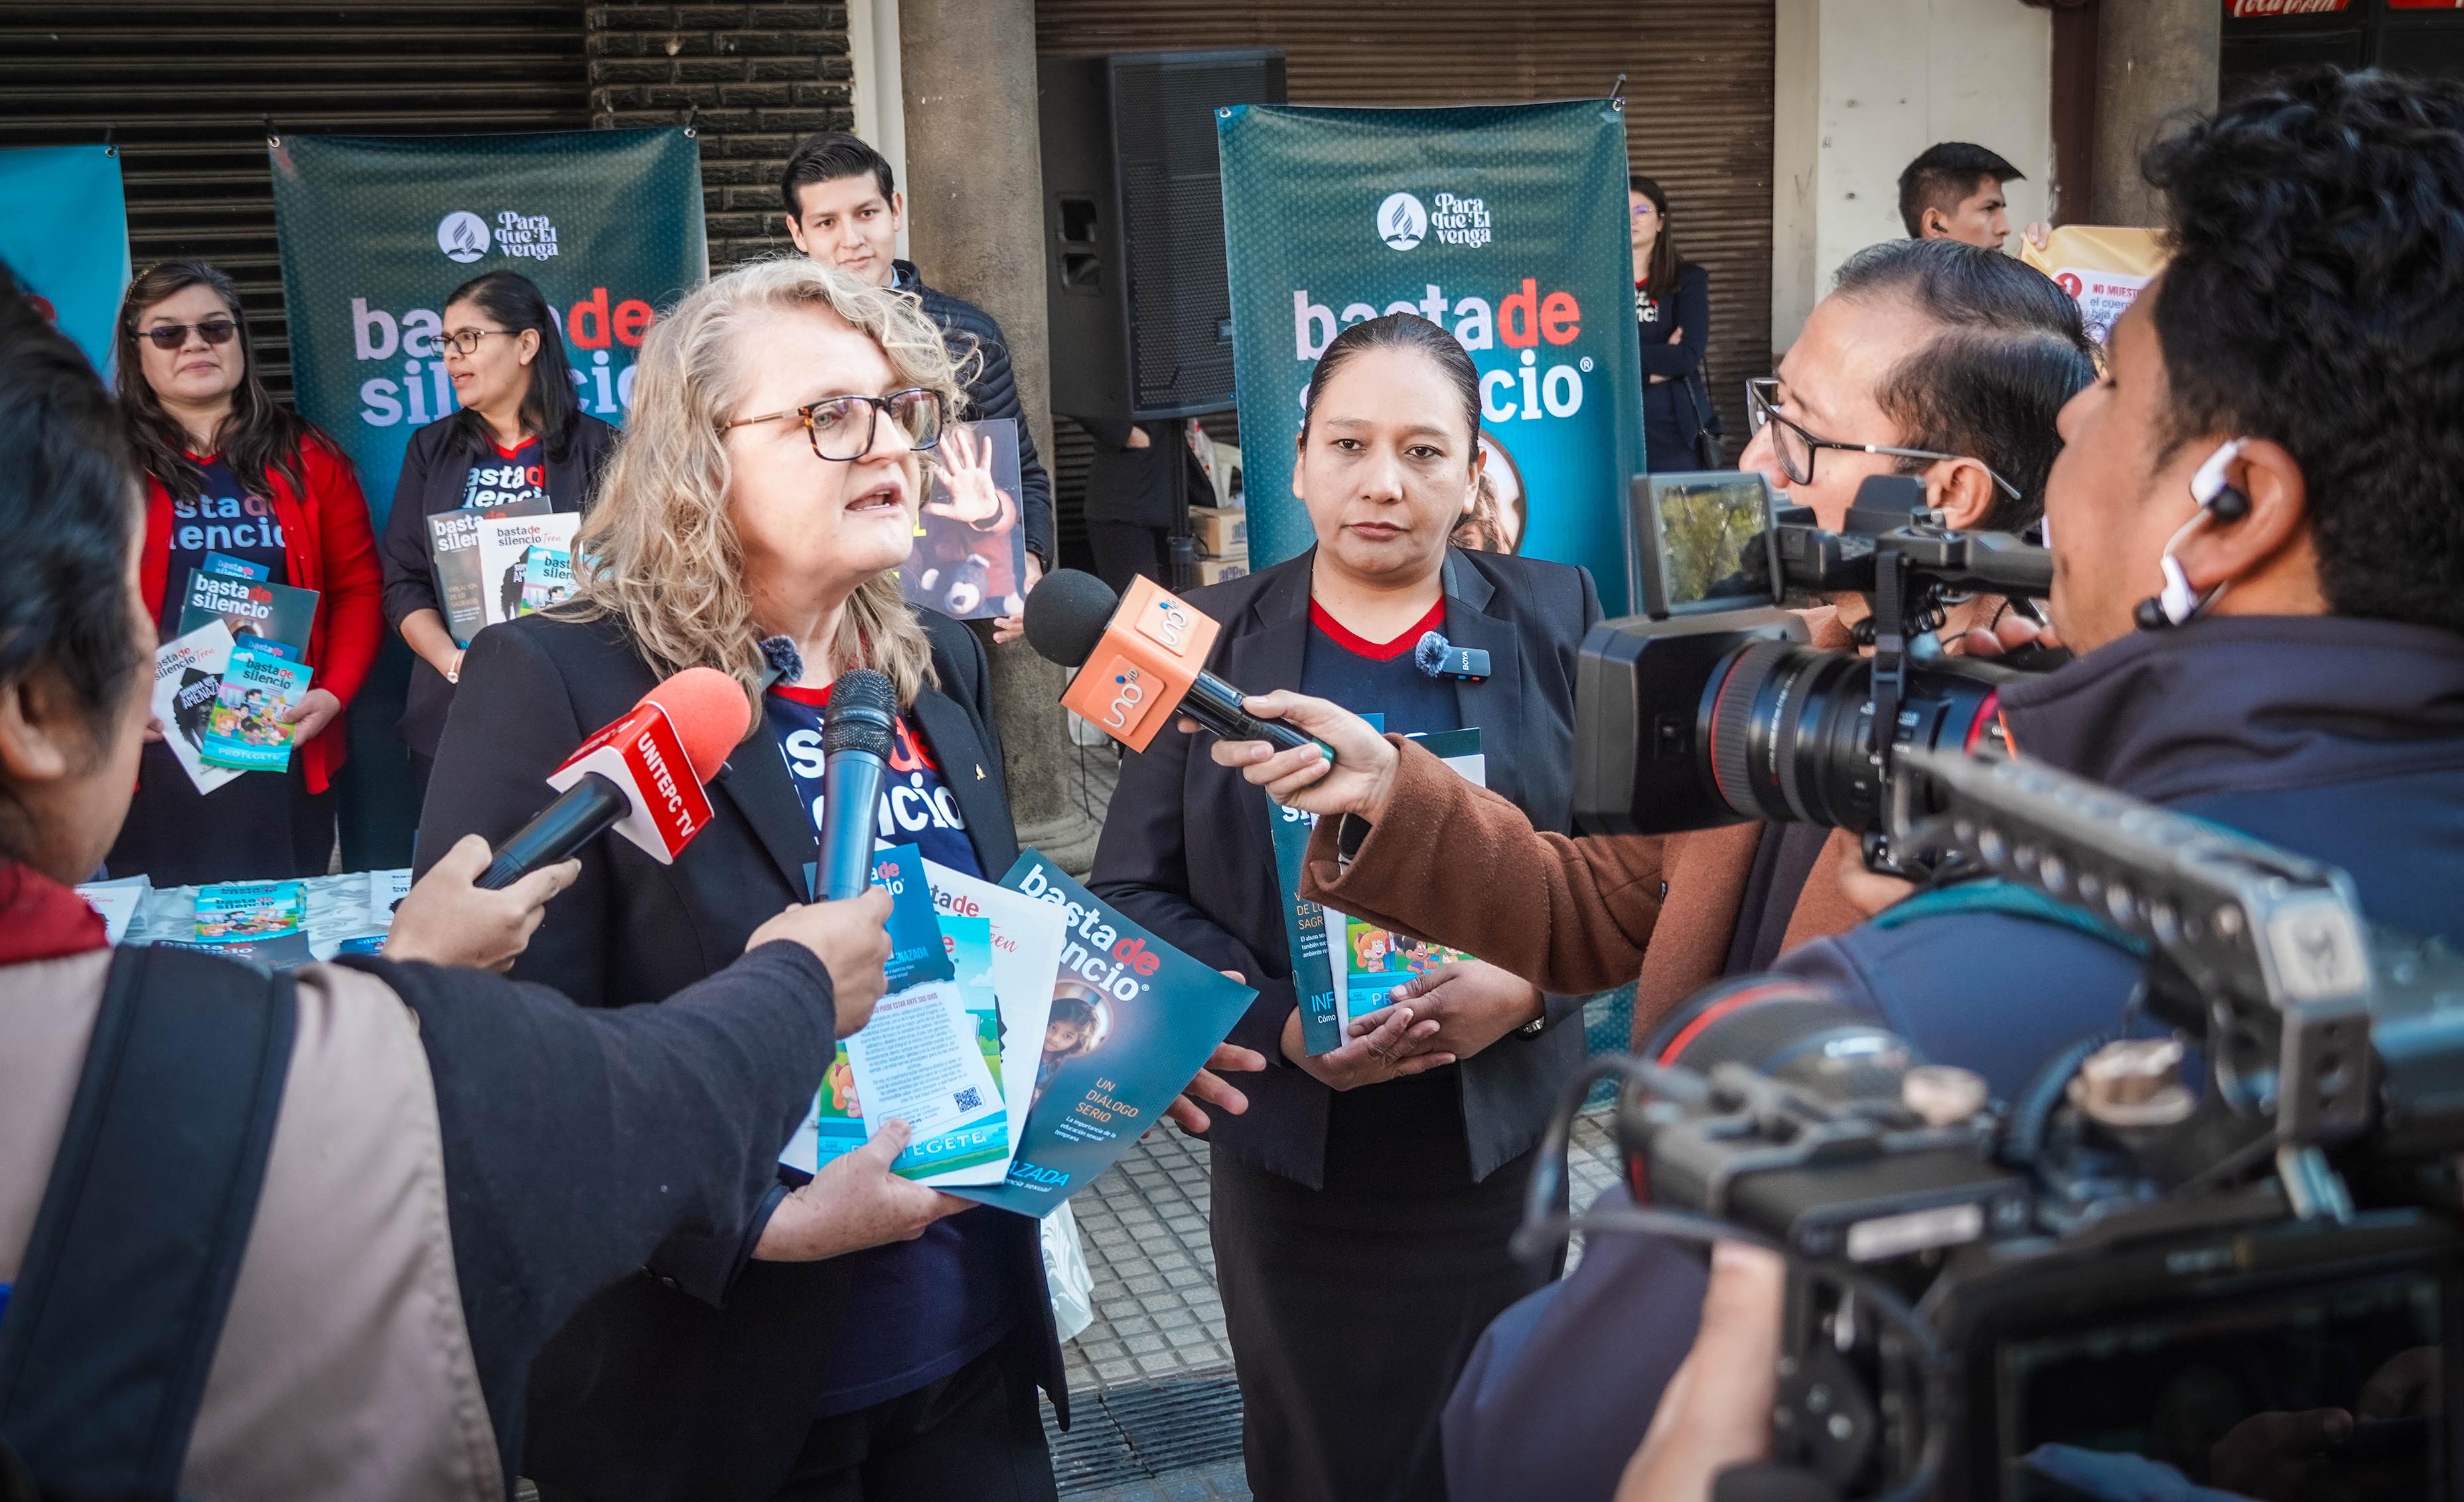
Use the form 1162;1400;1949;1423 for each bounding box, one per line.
386;834;582;972
1021;570;1337;760
1201;690;1400;823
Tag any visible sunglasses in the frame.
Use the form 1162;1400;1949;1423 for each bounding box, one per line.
136;319;238;350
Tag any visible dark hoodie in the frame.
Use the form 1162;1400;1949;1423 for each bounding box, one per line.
1440;614;2464;1502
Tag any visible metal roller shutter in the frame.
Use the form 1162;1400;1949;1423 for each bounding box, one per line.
1037;1;1776;472
0;2;590;397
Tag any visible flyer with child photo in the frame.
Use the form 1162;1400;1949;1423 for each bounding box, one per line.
950;851;1258;1218
200;644;311;772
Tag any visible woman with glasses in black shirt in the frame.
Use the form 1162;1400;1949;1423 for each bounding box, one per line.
378;270;619;801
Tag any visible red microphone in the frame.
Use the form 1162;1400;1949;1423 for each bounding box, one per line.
478;667;750;889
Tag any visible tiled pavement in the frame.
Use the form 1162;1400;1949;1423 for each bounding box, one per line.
1045;1101;1625;1500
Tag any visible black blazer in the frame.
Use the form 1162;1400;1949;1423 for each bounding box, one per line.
415;606;1061;1501
1090;547;1603;1188
378;413;621;757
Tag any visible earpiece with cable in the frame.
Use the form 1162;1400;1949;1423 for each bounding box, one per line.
2134;437;2251;630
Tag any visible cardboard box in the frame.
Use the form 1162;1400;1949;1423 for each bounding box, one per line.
1189;506;1247;559
1196;556;1250;586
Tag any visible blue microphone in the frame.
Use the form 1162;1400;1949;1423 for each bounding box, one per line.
816;669;898;900
1413;630;1491;682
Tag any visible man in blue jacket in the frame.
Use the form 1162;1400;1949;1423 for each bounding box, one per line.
1201;65;2464;1500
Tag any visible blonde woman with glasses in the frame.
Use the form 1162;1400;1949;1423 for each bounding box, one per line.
416;257;1064;1502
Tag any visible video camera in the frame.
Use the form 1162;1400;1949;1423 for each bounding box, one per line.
1522;746;2464;1500
1574;472;2059;872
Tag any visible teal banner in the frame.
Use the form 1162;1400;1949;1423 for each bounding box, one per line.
1218;101;1644;613
1;145;131;377
269;128;705;870
269;127;707;528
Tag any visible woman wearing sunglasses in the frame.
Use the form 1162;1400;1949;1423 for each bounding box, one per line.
107;259;383;886
379;269;621;801
417;257;1063;1502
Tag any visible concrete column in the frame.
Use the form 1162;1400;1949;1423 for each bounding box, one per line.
2092;0;2218;226
899;0;1101;874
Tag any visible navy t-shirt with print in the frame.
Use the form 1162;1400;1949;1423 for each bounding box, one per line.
457;438;549;511
157;456;289;641
762;679;1019;1416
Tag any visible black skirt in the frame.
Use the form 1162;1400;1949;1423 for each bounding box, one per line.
106;739;336;888
1209;1116;1555;1502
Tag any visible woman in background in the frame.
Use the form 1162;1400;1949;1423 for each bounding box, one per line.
108;259;382;886
1632;174;1717;472
379;269;619;802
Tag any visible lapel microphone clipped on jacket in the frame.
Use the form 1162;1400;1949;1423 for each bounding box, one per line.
1413;630;1491;682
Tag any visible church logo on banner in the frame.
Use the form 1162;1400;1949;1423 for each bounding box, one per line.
436;210;490;262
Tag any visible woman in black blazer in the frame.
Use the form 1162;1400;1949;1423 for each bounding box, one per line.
1090;314;1601;1502
378;270;620;799
1631;174;1717;472
417;259;1060;1502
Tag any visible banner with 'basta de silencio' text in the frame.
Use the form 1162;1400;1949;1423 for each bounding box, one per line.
1218;100;1646;614
269;127;707;528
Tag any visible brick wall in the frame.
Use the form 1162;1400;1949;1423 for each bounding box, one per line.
586;3;855;269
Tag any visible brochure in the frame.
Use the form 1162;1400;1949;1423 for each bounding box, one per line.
366;866;413;923
474;512;581;633
518;542;575;615
426;498;547;646
923;858;1063;1151
151;618;242;795
75;875;150;944
780;845;968;1181
175;569;317;661
177;879;314;969
1269;800;1344;1055
200;644;310;772
902;417;1029;622
1319;728;1486;1045
944;851;1258;1218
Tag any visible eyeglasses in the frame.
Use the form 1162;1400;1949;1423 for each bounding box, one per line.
1745;378;2020;501
719;388;945;461
439;328;516;356
136;319;238;350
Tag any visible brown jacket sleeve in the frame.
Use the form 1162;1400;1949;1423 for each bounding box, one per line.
1297;733;1668;995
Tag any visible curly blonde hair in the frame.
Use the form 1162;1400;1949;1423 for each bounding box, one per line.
563;256;962;724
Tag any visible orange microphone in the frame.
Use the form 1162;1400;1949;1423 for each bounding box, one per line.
477;666;749;888
1026;571;1332;759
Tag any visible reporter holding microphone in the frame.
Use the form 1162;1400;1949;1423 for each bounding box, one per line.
0;267;895;1501
417;258;1062;1501
1088;312;1601;1502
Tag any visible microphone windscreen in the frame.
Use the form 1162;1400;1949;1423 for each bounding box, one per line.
823;668;899;760
1412;630;1447;678
639;666;753;784
1022;569;1120;669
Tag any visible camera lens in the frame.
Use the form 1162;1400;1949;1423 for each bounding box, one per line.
1647;975;1921;1107
1700;644;2007;833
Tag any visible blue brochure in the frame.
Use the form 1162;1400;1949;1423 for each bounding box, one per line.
946;850;1258;1217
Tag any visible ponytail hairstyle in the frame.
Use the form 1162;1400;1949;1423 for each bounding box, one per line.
1630;174;1682;299
115;259;326;503
1299;312;1481;454
442;269;583;460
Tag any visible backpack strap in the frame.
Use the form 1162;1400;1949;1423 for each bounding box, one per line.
1867;878;2151;959
0;946;296;1498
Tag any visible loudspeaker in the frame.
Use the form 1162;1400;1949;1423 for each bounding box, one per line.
1039;49;1286;423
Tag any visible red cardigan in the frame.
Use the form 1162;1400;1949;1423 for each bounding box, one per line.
141;438;385;795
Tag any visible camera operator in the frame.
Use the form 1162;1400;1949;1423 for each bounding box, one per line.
1228;66;2464;1499
0;273;905;1502
1226;238;2094;1050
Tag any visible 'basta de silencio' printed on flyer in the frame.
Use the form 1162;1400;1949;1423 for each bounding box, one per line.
950;853;1258;1219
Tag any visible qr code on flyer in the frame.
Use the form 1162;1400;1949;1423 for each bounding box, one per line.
954;1087;982;1112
